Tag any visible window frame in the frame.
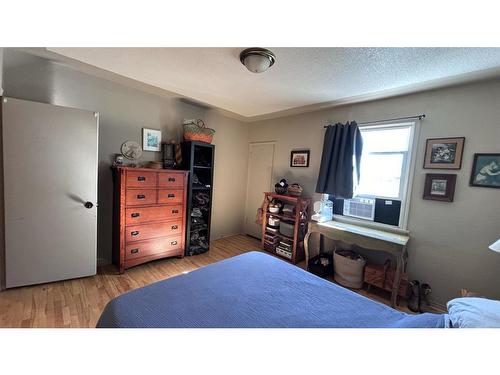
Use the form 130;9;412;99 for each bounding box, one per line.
335;120;420;231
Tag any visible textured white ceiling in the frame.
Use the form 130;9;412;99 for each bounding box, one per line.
47;47;500;118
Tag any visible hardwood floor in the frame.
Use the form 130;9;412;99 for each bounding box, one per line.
0;234;412;328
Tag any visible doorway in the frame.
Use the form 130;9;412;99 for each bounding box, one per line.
2;97;98;288
244;142;275;239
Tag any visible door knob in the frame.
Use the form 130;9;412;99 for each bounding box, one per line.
84;201;94;209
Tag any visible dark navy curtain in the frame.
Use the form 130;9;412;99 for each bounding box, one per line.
315;121;363;199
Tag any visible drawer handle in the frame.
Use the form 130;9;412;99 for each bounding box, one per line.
171;240;178;246
171;225;178;230
168;177;176;182
137;176;146;181
167;193;175;198
172;209;179;214
130;248;139;254
131;212;140;218
131;231;139;236
137;194;146;200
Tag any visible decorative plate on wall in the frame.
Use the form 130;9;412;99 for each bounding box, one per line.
121;140;143;160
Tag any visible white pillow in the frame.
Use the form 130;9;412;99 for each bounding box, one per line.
447;297;500;328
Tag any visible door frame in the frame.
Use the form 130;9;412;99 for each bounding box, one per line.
244;141;276;238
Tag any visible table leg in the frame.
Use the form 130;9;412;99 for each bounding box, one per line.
391;253;403;308
304;231;312;271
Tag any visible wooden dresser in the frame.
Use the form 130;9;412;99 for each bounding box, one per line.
112;167;189;273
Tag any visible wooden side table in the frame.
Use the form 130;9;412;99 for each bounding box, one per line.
304;220;409;308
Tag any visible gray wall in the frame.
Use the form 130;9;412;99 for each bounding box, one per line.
0;48;3;95
248;79;500;306
1;49;249;264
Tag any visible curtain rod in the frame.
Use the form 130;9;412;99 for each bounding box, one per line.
324;114;426;128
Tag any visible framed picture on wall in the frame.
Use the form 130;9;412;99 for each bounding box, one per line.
423;137;465;169
142;128;162;152
469;153;500;189
290;149;310;167
423;173;457;202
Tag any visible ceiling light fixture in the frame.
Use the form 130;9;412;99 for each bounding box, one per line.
239;48;276;73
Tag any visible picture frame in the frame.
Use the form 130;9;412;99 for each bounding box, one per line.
423;173;457;202
469;153;500;189
142;128;162;152
290;149;310;167
423;137;465;169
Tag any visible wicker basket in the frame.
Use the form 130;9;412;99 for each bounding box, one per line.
333;249;366;289
287;183;303;197
183;119;215;144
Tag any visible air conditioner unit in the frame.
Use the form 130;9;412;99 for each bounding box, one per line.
343;197;375;221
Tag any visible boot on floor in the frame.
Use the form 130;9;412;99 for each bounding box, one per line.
407;280;420;313
419;283;432;313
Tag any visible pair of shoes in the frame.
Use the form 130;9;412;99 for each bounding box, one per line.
191;207;203;217
407;280;433;313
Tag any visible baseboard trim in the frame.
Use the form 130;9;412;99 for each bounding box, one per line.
428;300;447;313
245;234;261;241
213;232;247;240
97;257;110;267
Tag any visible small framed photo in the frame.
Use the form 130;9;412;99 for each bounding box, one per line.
423;173;457;202
469;153;500;189
423;137;465;169
290;149;310;167
142;128;162;152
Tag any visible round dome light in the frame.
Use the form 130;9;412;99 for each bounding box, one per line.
239;48;276;73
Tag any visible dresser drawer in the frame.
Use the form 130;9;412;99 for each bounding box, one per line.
165;205;183;219
158;172;184;188
126;221;183;242
125;236;182;261
126;206;172;224
126;170;157;188
125;189;156;206
157;189;184;204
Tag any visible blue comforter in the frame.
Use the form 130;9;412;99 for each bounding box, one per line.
97;251;445;328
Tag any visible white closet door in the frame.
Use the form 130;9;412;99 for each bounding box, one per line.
2;97;98;288
244;142;275;239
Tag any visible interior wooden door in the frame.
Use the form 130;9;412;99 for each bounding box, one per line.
244;142;275;239
2;97;98;288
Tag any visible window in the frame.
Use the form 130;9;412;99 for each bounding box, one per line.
333;121;417;229
356;123;413;200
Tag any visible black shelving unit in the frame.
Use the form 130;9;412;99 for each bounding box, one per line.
181;141;215;256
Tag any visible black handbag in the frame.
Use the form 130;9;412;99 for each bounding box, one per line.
308;253;334;278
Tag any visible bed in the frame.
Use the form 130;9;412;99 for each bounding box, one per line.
97;251;445;328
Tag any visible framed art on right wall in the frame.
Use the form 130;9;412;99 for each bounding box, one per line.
423;173;457;202
469;153;500;189
423;137;465;169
